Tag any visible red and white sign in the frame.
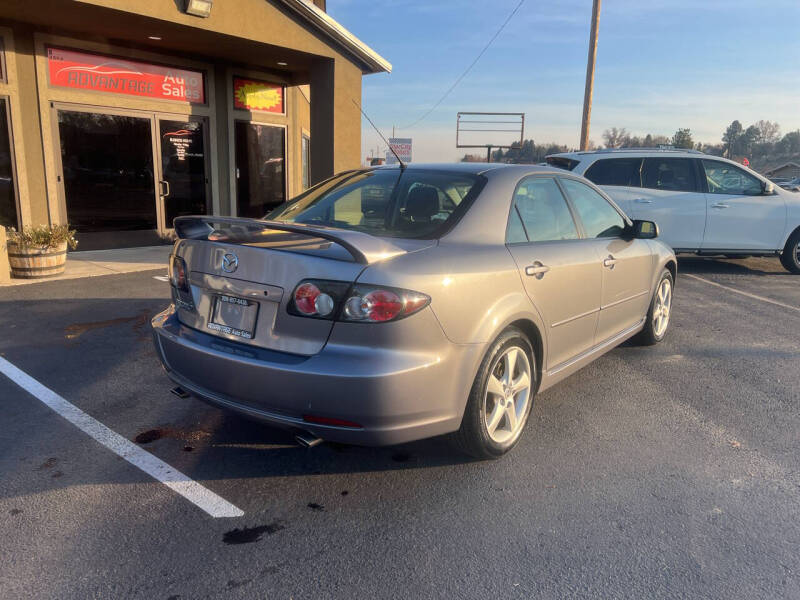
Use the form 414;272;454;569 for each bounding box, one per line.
47;47;205;104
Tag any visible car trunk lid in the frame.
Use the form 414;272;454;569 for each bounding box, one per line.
172;216;432;355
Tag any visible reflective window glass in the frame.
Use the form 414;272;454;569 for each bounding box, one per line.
511;177;579;242
560;178;626;238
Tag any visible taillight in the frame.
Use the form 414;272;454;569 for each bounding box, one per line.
169;254;194;310
169;255;189;291
287;280;351;320
288;280;430;323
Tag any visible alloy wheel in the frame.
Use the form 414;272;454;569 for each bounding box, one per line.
483;346;531;444
653;278;672;338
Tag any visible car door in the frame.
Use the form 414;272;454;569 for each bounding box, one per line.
559;177;654;345
505;176;602;370
700;159;787;251
583;156;644;216
630;157;706;251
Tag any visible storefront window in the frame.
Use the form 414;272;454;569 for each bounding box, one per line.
234;122;286;218
301;134;310;190
58;110;156;232
0;98;18;229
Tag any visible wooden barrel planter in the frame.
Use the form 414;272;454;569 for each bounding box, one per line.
7;242;68;279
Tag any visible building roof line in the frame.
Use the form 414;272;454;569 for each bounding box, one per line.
275;0;392;74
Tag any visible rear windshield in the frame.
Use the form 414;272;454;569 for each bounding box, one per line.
266;169;485;239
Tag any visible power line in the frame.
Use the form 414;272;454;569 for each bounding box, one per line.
399;0;525;131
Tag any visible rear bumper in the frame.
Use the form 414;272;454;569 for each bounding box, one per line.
151;306;484;446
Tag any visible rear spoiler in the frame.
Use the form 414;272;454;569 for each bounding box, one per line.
173;216;407;265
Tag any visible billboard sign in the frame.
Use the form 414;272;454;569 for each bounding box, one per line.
233;77;284;113
386;138;412;165
47;47;205;103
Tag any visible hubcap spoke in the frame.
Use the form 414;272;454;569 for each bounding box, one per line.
486;401;504;434
487;374;504;397
512;371;530;395
505;400;518;431
503;349;518;386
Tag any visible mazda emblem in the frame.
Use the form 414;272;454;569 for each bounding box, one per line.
221;252;239;273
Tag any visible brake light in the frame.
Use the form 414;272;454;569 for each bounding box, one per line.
289;280;430;323
294;282;335;317
169;255;189;291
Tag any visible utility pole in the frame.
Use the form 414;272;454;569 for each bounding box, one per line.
579;0;601;151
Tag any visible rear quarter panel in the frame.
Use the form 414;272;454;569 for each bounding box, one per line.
356;244;544;347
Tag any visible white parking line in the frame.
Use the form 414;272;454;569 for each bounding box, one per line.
152;275;170;282
0;356;244;519
683;273;800;314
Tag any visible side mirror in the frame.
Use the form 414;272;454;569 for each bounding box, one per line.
632;219;659;239
762;181;775;195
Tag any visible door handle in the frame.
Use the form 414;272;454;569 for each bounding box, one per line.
159;180;171;198
603;255;617;269
634;198;653;204
711;202;729;209
525;261;550;279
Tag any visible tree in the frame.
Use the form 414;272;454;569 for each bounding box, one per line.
722;120;744;156
778;130;800;155
602;127;629;148
672;128;694;149
754;120;781;144
742;125;760;156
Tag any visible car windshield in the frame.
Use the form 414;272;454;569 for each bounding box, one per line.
266;169;485;239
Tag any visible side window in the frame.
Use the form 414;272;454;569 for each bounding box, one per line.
584;158;642;187
560;178;626;238
702;160;762;195
509;177;579;243
506;207;527;243
642;158;697;192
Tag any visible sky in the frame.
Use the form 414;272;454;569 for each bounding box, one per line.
328;0;800;163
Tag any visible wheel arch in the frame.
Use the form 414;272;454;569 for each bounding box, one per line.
781;224;800;252
506;318;544;391
664;258;677;285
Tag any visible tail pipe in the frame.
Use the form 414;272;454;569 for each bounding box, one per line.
295;431;324;448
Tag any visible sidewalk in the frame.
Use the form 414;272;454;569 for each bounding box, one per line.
1;245;171;286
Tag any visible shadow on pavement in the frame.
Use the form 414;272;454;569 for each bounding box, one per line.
677;256;788;276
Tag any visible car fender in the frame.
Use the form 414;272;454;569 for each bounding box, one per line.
647;239;677;293
779;190;800;248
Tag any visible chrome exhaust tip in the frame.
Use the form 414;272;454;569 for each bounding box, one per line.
170;386;191;399
295;432;324;448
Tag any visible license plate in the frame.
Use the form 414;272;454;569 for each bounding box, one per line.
208;295;259;339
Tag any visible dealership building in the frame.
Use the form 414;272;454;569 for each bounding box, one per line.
0;0;389;249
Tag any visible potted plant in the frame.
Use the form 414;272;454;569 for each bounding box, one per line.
5;224;78;279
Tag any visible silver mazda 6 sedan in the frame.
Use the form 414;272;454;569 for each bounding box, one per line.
151;163;676;458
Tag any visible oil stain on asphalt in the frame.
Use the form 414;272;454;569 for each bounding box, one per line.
223;523;285;545
64;309;151;341
133;427;212;445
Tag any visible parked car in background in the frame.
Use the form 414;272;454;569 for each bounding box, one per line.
770;176;792;187
778;177;800;192
152;164;676;459
547;148;800;273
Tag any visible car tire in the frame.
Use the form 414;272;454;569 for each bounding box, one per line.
780;229;800;274
452;327;537;459
632;269;673;346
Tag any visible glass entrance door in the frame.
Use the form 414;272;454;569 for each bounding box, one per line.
157;118;209;229
234;121;286;218
58;109;158;249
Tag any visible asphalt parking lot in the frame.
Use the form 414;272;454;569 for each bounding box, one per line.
1;256;798;599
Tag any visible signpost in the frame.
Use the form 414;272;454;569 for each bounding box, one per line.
456;112;524;162
386;138;412;165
